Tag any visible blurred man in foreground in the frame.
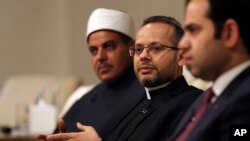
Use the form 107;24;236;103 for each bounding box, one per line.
168;0;250;140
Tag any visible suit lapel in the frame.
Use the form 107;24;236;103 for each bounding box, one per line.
187;67;250;140
199;66;250;122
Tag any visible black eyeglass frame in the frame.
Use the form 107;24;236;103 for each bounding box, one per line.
129;44;180;56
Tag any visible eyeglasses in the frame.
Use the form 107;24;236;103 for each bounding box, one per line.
129;43;179;56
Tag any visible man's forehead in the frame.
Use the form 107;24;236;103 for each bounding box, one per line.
88;30;121;42
135;23;173;44
89;30;121;38
184;0;209;25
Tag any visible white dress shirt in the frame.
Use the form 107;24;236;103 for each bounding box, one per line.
211;60;250;102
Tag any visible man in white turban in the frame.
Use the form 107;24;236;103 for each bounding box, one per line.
37;8;145;140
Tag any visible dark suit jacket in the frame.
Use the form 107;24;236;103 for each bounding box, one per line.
107;76;202;141
168;67;250;141
62;68;145;139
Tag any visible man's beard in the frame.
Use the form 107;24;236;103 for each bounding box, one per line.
140;72;162;87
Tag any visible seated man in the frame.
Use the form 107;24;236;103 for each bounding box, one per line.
167;0;250;140
37;8;145;140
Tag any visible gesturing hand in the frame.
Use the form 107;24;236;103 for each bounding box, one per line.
47;122;101;141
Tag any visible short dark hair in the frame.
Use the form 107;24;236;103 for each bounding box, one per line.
142;16;184;46
203;0;250;53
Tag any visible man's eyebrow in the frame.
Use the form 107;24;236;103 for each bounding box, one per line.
88;39;115;48
103;40;116;44
134;43;143;46
135;42;162;46
184;23;201;31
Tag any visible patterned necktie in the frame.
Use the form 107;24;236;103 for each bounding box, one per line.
176;88;215;141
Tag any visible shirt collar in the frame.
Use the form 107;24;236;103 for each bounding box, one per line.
144;82;170;100
212;61;250;97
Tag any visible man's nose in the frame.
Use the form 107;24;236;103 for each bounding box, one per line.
96;48;107;61
178;35;190;50
139;47;151;61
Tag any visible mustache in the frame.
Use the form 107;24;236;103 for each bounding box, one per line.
138;62;157;70
97;61;113;68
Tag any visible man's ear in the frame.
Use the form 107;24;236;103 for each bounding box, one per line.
222;19;240;49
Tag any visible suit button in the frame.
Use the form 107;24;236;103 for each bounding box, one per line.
191;117;196;122
142;109;147;114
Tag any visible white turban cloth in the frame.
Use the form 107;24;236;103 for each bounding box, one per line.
86;8;135;40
